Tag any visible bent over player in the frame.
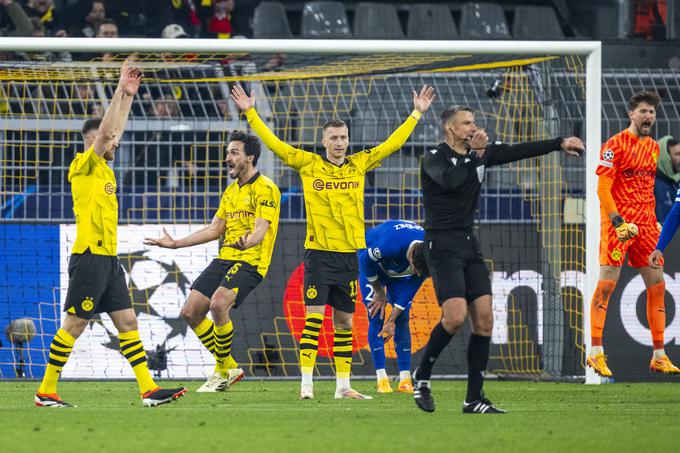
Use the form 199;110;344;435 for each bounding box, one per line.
145;131;281;392
35;61;187;408
231;83;435;400
588;90;679;377
358;220;429;394
413;104;584;413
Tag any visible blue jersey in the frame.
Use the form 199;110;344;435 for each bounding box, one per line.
363;220;425;281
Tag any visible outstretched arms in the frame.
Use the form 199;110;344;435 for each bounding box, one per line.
144;215;226;249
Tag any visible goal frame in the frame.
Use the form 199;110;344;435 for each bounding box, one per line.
0;37;602;383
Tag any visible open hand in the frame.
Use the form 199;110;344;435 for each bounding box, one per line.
118;60;143;96
413;84;436;114
230;84;255;111
143;228;176;249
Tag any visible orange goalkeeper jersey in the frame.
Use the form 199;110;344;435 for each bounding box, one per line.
596;129;660;225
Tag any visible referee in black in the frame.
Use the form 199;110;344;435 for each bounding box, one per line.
413;105;585;413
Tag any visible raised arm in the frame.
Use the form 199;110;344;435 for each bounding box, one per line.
231;84;314;170
93;60;142;158
486;136;584;167
362;85;435;170
144;215;226;249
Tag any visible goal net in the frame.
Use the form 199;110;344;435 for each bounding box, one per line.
0;39;601;381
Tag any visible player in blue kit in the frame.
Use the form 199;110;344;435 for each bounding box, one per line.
358;220;430;393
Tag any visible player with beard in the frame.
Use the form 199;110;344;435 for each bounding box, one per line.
144;131;281;392
589;90;680;377
35;61;187;407
413;104;584;413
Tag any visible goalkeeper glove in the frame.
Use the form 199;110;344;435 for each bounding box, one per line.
612;215;638;242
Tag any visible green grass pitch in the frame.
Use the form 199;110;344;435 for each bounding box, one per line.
2;380;679;453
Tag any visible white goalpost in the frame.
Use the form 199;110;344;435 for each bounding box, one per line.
0;38;602;383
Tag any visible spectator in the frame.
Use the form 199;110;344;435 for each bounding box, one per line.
152;0;201;38
25;0;66;37
96;18;118;62
161;23;188;39
151;94;180;119
204;0;234;39
68;0;107;38
0;0;34;37
655;136;680;222
97;17;118;38
633;0;667;40
20;17;71;61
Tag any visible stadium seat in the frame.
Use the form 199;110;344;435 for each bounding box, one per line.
253;2;294;39
512;6;564;40
353;3;405;39
459;2;511;39
301;1;352;39
407;4;458;40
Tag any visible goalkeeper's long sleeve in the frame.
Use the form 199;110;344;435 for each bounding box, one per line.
656;200;680;252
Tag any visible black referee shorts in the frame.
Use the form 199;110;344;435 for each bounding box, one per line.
425;229;491;304
191;259;263;308
64;249;132;320
303;250;359;314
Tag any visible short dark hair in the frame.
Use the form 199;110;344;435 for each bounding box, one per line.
629;90;661;111
229;130;261;166
97;18;117;31
440;105;474;125
410;241;430;278
322;119;347;131
668;139;680;150
81;118;102;137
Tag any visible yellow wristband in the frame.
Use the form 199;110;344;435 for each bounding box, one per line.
410;109;422;121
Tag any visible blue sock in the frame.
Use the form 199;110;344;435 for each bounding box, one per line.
394;310;411;373
368;314;386;371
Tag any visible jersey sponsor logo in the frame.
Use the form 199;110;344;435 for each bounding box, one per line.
81;297;94;312
225;210;254;219
394;222;423;231
259;199;276;208
622;169;655;178
312;179;360;191
602;149;614;161
306;285;318;300
104;182;115;195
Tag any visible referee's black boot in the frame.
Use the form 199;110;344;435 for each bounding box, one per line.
412;368;435;413
463;393;506;414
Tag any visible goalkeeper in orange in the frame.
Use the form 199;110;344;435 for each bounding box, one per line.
588;90;680;377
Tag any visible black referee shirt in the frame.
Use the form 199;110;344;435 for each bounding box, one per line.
420;138;563;231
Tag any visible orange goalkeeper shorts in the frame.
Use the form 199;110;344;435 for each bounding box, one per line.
599;221;662;268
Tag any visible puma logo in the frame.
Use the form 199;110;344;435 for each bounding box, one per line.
302;352;312;359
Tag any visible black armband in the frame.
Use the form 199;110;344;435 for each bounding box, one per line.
611;215;625;228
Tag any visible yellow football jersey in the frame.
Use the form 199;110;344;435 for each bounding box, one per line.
67;145;118;256
216;172;281;276
245;108;420;252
